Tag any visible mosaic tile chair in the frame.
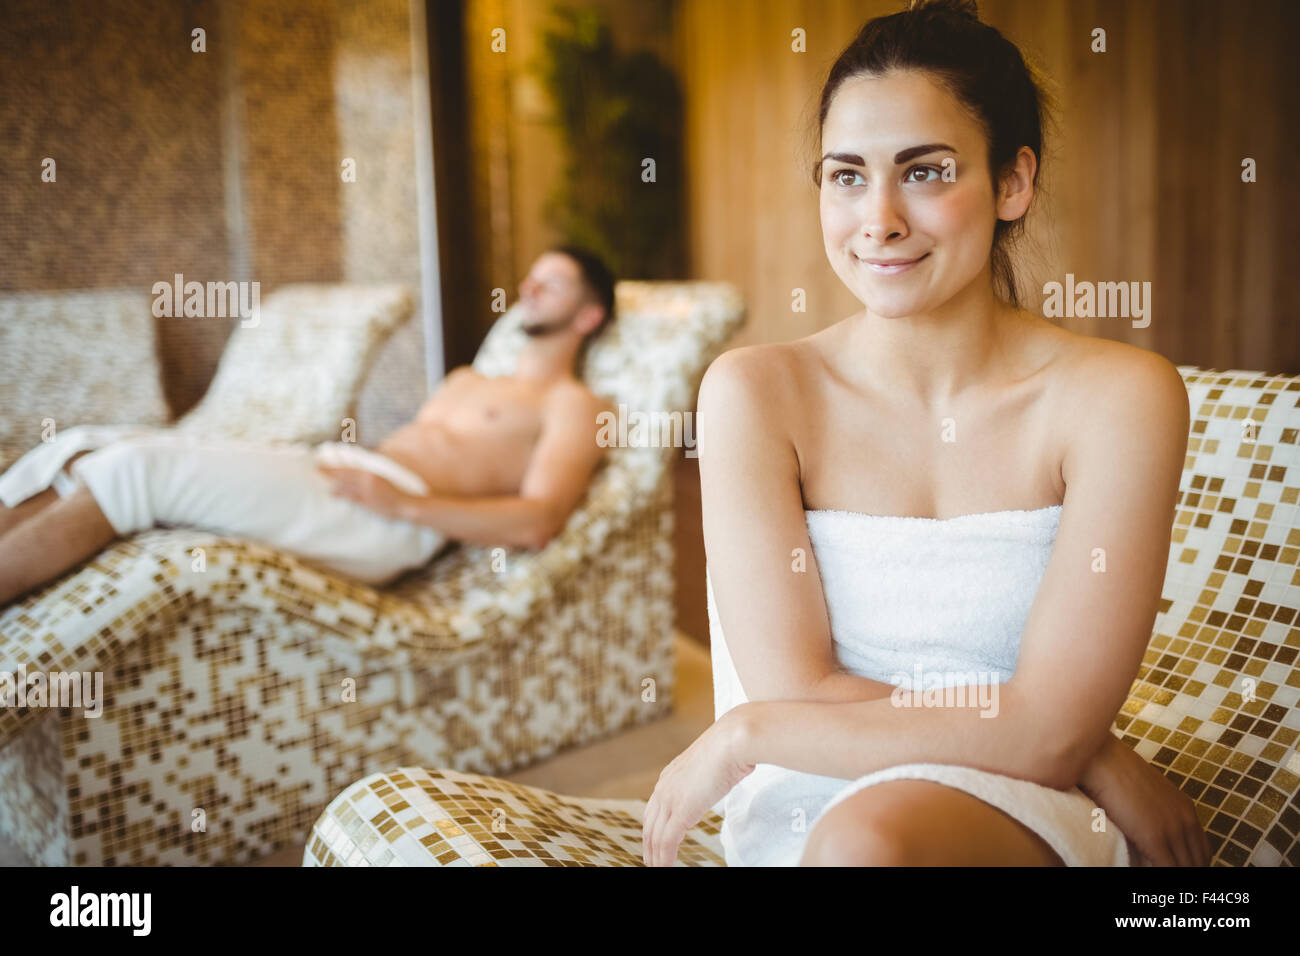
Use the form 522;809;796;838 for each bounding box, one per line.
0;279;745;866
0;282;414;864
305;366;1300;867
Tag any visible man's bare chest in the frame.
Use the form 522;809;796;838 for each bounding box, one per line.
418;375;545;445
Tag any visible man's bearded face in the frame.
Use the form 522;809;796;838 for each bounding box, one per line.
519;253;588;337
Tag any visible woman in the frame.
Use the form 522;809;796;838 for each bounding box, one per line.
642;0;1210;867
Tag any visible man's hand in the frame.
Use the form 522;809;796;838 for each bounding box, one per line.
317;465;407;518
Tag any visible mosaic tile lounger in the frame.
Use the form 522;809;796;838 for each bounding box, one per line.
306;367;1300;867
0;282;415;865
0;280;746;865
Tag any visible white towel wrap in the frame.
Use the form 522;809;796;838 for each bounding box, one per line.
708;505;1138;866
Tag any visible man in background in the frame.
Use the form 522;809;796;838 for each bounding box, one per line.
0;246;619;602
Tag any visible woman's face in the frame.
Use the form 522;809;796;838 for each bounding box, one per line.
819;70;1007;318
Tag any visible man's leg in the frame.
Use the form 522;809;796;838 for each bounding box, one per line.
0;434;445;602
0;435;314;606
0;487;59;538
0;486;117;606
0;451;94;537
68;434;442;585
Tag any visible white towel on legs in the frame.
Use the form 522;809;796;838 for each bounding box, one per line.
57;433;447;585
0;424;161;507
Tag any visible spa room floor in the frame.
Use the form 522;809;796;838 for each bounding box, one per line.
252;630;714;866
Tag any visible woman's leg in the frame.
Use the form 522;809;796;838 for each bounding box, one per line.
799;778;1065;866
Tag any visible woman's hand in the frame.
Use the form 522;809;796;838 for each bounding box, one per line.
1078;734;1211;866
642;706;756;867
317;465;405;518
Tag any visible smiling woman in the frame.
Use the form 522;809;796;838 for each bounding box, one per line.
810;0;1047;311
813;65;1038;324
640;0;1206;869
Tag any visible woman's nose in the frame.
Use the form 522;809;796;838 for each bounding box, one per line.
859;186;908;242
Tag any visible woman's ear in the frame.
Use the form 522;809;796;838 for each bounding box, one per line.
995;146;1037;223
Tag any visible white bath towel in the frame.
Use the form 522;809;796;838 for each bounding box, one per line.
0;424;161;507
0;431;448;586
709;505;1140;867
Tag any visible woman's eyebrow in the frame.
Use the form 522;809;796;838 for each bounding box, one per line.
821;151;866;166
820;143;957;167
894;142;956;163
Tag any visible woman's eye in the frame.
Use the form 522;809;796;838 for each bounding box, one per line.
831;169;863;187
906;165;943;183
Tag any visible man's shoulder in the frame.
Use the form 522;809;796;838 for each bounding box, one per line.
546;377;615;417
540;381;616;449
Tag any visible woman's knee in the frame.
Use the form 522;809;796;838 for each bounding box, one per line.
801;780;1064;867
799;794;923;866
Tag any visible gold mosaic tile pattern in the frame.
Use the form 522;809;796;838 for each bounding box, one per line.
305;365;1299;868
1114;367;1300;867
303;766;725;867
0;712;65;866
0;280;746;865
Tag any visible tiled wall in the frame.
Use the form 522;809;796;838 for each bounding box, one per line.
0;0;428;442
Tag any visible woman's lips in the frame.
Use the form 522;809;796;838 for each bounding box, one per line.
859;253;929;275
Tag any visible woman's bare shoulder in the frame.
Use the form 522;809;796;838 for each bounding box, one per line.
699;336;826;409
695;335;838;476
705;336;824;375
1047;330;1187;411
706;318;851;387
1043;329;1190;470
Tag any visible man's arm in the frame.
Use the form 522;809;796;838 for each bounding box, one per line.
388;384;611;550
